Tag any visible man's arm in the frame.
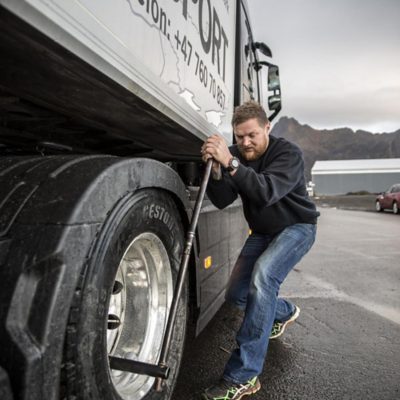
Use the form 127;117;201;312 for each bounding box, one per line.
206;171;238;209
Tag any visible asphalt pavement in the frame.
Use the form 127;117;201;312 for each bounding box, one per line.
174;207;400;400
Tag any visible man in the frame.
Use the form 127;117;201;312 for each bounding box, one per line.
200;101;319;399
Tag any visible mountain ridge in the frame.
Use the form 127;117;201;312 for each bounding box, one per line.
270;116;400;180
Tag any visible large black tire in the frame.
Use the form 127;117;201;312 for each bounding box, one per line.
0;156;189;400
0;367;13;400
63;189;187;400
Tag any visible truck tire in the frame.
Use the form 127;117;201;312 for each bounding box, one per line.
0;366;13;400
0;156;188;400
63;189;187;400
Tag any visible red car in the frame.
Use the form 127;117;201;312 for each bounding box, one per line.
376;183;400;214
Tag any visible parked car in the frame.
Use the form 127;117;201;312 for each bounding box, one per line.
375;184;400;214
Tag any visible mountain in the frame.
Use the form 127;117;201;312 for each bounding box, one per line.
270;116;400;181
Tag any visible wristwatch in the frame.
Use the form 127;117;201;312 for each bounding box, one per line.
226;156;240;172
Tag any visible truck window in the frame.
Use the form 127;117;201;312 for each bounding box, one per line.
239;3;257;103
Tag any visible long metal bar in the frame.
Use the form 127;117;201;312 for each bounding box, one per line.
155;158;213;390
108;159;214;386
109;356;169;379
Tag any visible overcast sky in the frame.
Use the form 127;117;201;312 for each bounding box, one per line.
248;0;400;133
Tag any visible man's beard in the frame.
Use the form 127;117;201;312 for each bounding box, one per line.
238;147;264;161
238;138;269;161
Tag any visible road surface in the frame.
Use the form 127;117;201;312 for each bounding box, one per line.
174;208;400;399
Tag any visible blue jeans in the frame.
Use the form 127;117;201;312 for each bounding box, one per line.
223;223;317;383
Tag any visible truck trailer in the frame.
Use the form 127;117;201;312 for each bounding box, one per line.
0;1;282;399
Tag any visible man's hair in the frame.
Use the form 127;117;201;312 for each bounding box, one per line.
231;100;269;127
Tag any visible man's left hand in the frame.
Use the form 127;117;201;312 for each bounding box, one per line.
201;134;232;168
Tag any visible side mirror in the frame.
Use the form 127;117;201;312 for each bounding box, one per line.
268;65;280;91
267;65;281;120
251;56;282;121
268;94;281;111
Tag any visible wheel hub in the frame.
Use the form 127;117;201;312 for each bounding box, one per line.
107;232;173;399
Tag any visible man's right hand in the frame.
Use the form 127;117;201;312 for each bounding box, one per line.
201;134;232;167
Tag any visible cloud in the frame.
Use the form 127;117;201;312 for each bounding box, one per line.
285;87;400;132
249;0;400;132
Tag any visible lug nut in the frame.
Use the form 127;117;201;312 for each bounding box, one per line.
113;280;123;295
108;314;121;330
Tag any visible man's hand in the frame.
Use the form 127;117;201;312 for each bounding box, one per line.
201;134;232;168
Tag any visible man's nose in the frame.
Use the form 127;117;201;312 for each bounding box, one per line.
242;136;251;147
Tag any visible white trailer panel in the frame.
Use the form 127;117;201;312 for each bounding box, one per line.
1;0;236;143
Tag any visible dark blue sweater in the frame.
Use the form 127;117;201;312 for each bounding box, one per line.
206;135;319;235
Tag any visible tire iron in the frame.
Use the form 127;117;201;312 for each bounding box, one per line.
109;159;214;390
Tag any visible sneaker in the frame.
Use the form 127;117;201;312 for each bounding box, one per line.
201;377;261;400
269;305;300;340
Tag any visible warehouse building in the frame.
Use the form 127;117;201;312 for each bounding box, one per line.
311;158;400;195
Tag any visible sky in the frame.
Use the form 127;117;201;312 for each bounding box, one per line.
248;0;400;133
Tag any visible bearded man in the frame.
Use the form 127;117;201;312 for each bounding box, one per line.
200;101;319;400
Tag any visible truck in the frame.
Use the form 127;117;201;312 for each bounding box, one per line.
0;1;282;399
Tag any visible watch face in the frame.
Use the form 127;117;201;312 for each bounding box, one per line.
231;158;240;168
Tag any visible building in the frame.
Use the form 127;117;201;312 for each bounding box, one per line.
311;158;400;195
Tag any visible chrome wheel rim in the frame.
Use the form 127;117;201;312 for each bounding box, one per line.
393;203;398;214
107;232;173;399
376;201;381;211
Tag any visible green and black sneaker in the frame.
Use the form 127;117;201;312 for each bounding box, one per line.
201;377;260;400
270;305;301;340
